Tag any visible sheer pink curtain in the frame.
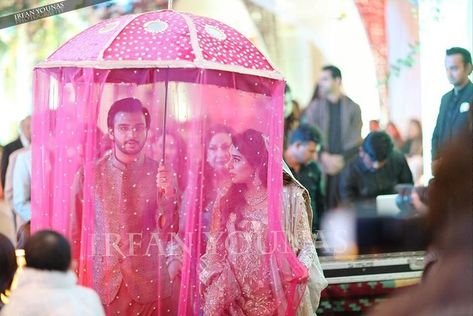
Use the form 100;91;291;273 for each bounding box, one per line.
32;67;307;315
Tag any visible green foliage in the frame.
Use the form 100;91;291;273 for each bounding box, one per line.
378;41;420;87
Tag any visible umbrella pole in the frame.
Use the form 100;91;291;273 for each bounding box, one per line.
168;0;173;10
162;68;169;164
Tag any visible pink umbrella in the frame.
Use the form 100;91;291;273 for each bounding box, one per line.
41;9;281;161
42;10;280;77
33;10;307;315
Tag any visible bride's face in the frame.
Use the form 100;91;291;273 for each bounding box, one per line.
228;146;254;184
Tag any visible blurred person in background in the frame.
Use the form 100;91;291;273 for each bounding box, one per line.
0;233;17;311
369;119;381;132
386;121;403;149
199;124;234;244
401;119;423;184
3;146;29;226
12;148;32;246
285;100;301;143
284;124;325;231
432;47;472;167
0;146;3;198
309;84;322;104
302;65;363;210
284;85;302;149
401;119;423;157
2;145;31;247
370;121;472;316
1;117;31;243
339;131;413;208
0;116;31;191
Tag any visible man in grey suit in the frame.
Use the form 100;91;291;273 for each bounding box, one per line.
432;47;472;169
302;66;363;209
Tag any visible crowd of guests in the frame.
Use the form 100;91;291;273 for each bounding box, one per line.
0;45;471;315
284;65;416;227
284;47;472;231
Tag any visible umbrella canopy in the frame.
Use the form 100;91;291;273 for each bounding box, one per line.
37;10;281;80
31;9;308;316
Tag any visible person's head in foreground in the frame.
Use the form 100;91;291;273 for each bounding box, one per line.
1;230;105;316
370;128;472;316
24;230;72;272
0;233;17;303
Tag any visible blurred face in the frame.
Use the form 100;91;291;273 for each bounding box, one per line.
228;146;254;184
110;111;148;156
318;70;340;96
360;148;386;171
292;141;318;164
21;116;32;143
369;120;380;132
157;134;178;164
207;133;232;172
408;121;421;139
445;54;472;87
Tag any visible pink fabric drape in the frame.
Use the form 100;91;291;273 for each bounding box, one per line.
355;0;388;112
32;67;307;315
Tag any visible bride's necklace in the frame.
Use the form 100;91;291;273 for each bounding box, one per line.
244;189;267;207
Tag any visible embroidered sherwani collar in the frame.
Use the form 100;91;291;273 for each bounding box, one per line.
109;151;146;171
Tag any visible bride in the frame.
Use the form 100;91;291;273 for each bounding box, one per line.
200;128;276;315
200;129;321;315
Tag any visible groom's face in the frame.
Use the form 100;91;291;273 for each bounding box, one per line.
110;111;148;156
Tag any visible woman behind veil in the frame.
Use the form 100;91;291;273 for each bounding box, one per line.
201;125;234;236
200;129;307;315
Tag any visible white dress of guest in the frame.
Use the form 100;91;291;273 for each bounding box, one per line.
12;149;32;226
1;267;104;316
4;148;28;207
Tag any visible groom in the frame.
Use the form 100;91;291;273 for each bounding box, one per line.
71;97;180;315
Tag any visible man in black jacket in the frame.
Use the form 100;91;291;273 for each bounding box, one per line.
284;124;325;231
339;132;413;208
1;116;31;190
432;47;472;164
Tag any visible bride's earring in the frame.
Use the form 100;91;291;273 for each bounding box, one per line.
253;170;262;188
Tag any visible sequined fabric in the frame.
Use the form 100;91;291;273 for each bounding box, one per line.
200;201;277;316
44;11;278;78
282;182;328;315
72;151;177;310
